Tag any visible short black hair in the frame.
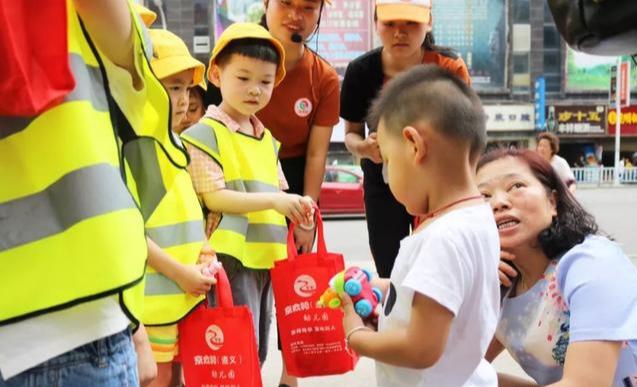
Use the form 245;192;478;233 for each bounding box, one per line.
368;65;486;162
214;38;280;68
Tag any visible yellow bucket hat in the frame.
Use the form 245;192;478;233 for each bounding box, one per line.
132;3;157;27
148;29;205;85
208;23;286;86
375;0;432;24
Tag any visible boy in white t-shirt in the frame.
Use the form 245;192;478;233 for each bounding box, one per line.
341;65;500;387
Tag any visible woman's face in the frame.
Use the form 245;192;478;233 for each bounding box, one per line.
477;157;557;252
376;18;429;60
264;0;322;44
536;138;553;162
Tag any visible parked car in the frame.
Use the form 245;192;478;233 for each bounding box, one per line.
319;165;365;215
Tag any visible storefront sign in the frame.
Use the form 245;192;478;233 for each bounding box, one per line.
547;105;607;136
484;105;535;131
608;105;637;136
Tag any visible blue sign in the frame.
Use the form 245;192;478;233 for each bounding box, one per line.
534;76;546;131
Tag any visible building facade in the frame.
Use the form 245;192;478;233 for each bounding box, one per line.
144;0;637;167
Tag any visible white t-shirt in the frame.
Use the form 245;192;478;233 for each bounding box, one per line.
551;155;575;184
376;204;500;387
0;16;147;380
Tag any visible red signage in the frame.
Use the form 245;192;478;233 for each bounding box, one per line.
313;1;373;76
608;105;637;136
620;61;631;108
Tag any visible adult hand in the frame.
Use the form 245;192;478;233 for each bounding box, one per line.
293;226;315;254
499;251;518;287
176;263;216;297
358;132;382;164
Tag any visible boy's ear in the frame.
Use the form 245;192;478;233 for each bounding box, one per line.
209;65;222;88
402;126;427;164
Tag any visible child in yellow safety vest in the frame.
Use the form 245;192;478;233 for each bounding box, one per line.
140;28;217;387
181;23;315;365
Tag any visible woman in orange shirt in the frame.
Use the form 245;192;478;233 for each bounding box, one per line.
341;0;471;279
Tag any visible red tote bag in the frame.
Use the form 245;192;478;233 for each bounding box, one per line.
0;0;75;116
178;267;263;387
271;209;358;377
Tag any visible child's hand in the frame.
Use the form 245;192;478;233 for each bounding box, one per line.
498;250;517;287
340;293;367;334
299;195;315;225
175;263;216;297
273;192;310;225
197;240;217;265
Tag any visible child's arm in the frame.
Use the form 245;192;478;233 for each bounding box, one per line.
343;292;453;369
201;190;313;225
147;238;215;296
73;0;139;86
545;341;622;387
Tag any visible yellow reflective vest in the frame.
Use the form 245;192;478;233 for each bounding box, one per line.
123;137;207;325
181;118;288;269
0;0;151;325
110;8;206;325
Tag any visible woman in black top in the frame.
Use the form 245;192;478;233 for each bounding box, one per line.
341;0;471;277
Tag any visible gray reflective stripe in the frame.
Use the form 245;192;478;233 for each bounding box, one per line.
217;216;286;244
0;164;136;252
147;220;205;249
217;215;249;234
65;54;108;112
184;123;219;155
226;180;279;194
123;138;166;221
145;272;183;296
0;54;108;140
246;224;287;244
0;117;34;140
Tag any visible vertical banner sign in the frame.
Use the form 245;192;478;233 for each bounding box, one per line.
535;77;546;131
610;65;618;107
620;61;632;108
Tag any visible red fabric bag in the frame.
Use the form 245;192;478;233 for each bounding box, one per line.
178;267;263;387
0;0;75;116
271;209;358;377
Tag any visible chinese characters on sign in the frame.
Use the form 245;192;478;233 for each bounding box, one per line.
310;0;373;76
547;105;607;136
608;105;637;136
483;105;535;131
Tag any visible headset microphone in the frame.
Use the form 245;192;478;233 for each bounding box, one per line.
291;33;303;43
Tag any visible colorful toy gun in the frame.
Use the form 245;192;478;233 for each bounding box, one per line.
317;267;383;321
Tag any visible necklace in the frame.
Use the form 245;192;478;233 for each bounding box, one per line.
420;195;484;222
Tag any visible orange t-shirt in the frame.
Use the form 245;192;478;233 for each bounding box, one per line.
256;48;340;159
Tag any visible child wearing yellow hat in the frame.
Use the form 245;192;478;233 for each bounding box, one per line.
143;28;214;387
181;22;314;366
149;28;205;134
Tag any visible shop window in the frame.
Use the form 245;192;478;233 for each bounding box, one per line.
513;0;530;23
